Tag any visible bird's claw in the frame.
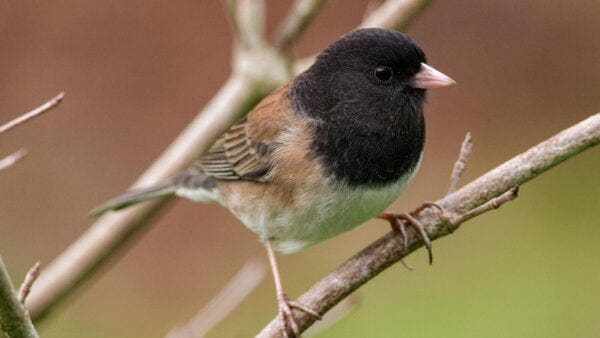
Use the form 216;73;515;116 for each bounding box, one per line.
278;293;321;337
378;211;433;263
378;202;451;265
418;201;455;233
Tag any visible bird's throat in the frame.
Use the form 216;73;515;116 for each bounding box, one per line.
311;109;425;187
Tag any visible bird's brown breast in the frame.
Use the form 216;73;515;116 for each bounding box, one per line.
217;106;326;220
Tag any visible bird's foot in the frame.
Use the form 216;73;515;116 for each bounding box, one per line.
415;201;455;234
378;211;433;264
378;202;450;265
277;292;321;337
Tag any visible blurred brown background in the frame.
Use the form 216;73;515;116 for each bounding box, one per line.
1;1;599;337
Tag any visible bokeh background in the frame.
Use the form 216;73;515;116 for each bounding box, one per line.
1;1;599;337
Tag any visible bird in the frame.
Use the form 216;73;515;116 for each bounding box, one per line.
92;28;455;336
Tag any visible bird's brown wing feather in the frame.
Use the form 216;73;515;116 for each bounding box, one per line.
197;84;291;182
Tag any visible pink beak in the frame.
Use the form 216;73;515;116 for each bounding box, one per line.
411;63;455;89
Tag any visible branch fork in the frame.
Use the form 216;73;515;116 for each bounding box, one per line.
0;258;40;338
0;93;62;336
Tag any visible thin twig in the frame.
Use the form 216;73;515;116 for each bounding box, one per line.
293;0;435;74
363;0;384;20
359;0;434;31
448;187;519;227
222;0;241;39
166;258;266;338
18;262;41;304
256;113;600;337
0;92;64;135
227;0;266;49
447;132;473;194
0;256;39;338
274;0;326;50
0;149;28;172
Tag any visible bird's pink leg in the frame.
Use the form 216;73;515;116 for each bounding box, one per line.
265;240;321;337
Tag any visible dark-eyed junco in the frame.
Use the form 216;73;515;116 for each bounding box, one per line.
93;28;454;336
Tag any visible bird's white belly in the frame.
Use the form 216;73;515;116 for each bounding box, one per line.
241;170;417;254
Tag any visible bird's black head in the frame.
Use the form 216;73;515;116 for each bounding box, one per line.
290;28;454;187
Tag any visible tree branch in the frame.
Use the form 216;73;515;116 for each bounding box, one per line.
359;0;434;31
447;132;472;194
166;258;266;338
18;262;41;305
0;93;64;173
256;113;600;337
0;149;28;172
0;92;64;136
274;0;326;50
0;256;39;338
293;0;434;74
224;0;266;50
1;94;61;336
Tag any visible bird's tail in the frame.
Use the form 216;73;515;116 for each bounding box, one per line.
90;182;177;217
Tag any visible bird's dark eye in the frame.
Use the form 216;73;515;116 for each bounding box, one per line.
373;66;393;82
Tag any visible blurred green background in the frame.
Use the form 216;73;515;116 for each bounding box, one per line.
1;1;599;337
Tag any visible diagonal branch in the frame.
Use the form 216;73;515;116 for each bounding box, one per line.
0;149;28;172
1;93;64;173
274;0;326;50
0;92;64;136
293;0;435;74
256;113;600;337
359;0;434;31
0;256;39;338
224;0;266;49
166;258;266;338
